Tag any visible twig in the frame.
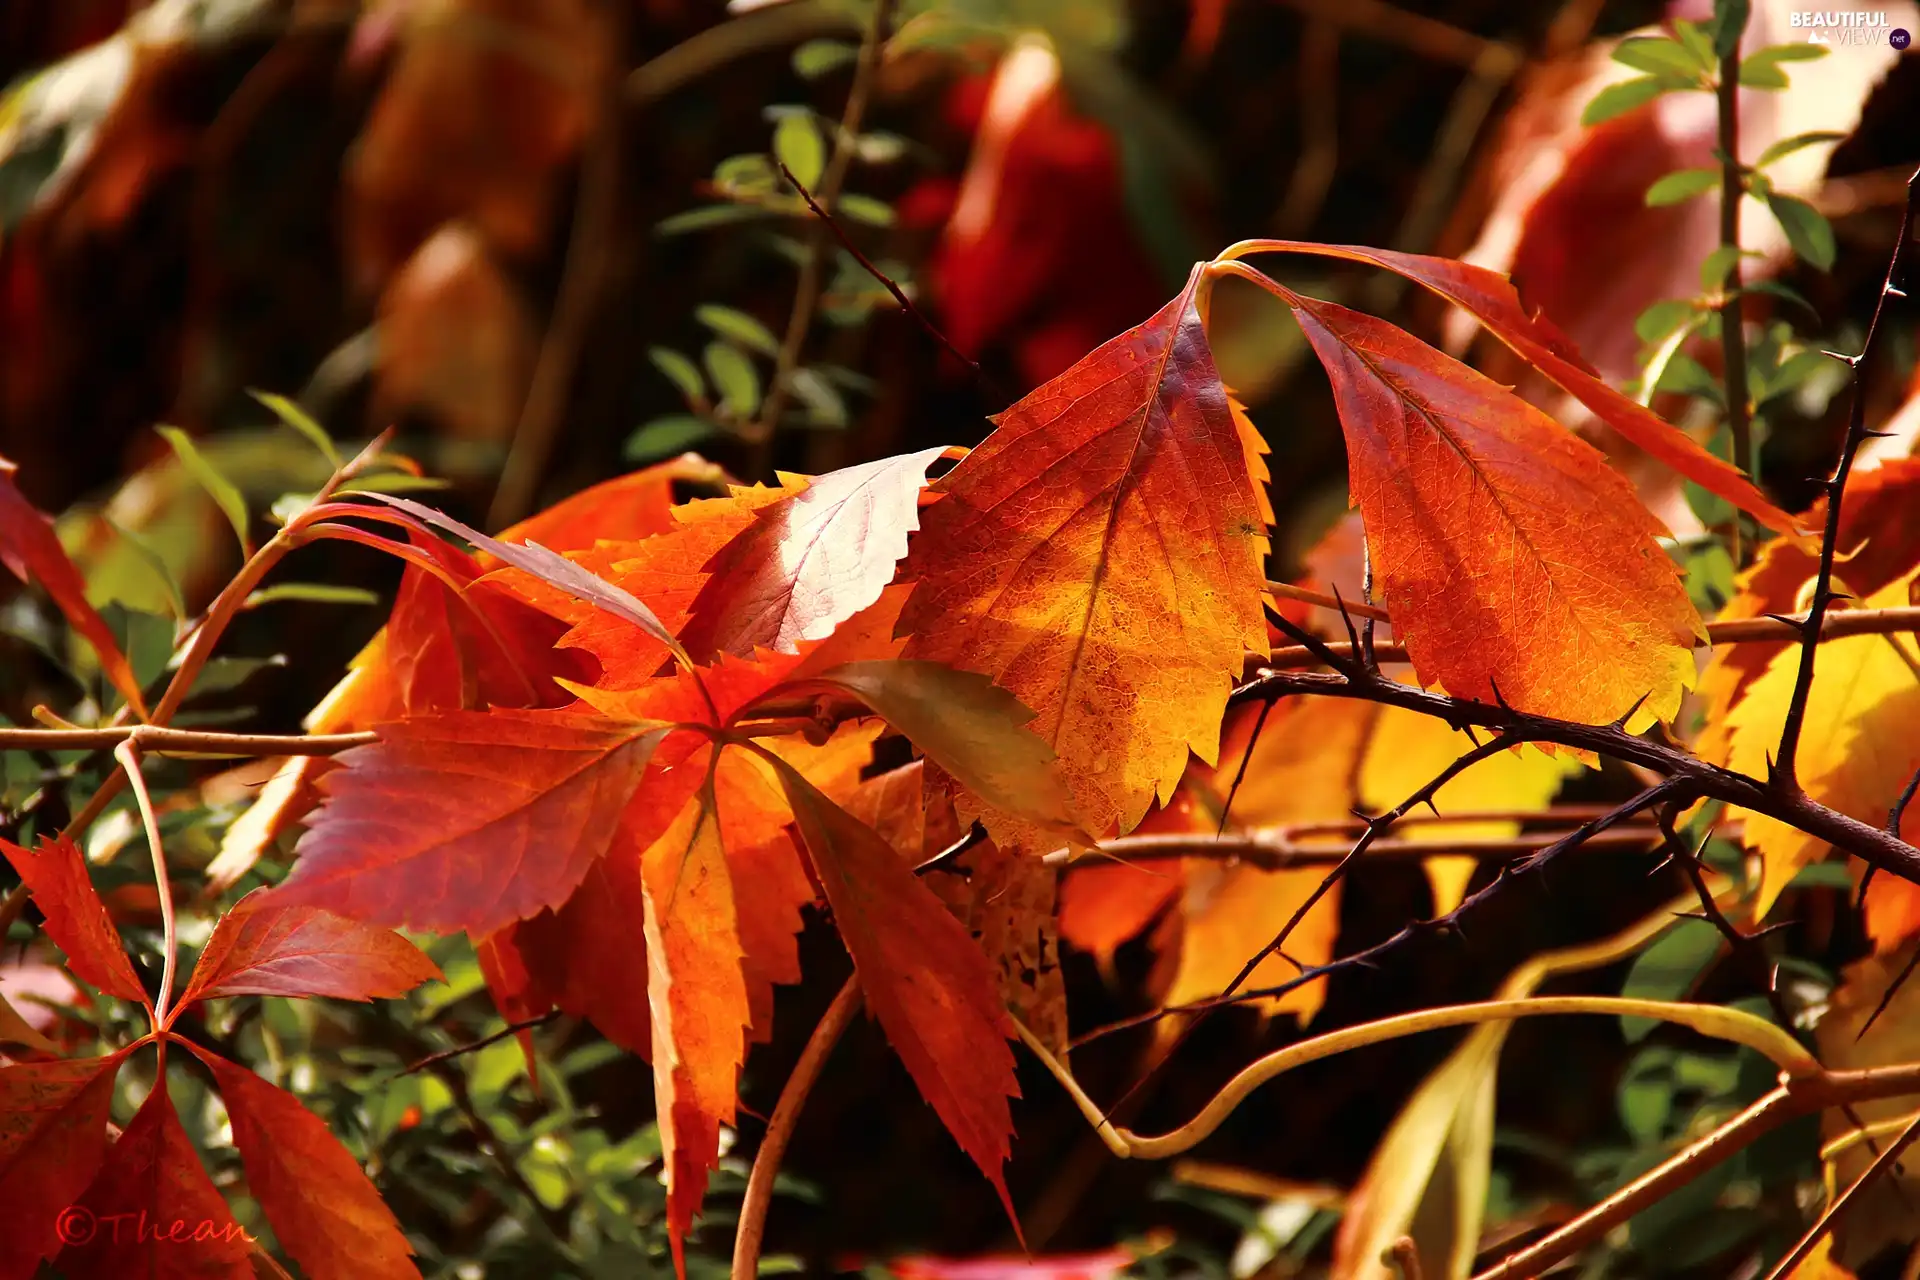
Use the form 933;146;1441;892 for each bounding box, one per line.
1267;579;1392;622
1763;1108;1920;1280
913;820;990;876
0;727;376;755
776;159;989;389
745;0;897;464
1716;23;1752;568
403;1011;562;1075
733;975;862;1280
115;741;178;1027
1774;168;1919;788
1055;823;1665;870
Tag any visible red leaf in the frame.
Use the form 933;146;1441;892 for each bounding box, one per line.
1236;241;1797;533
276;709;669;936
194;1048;420;1280
177;896;443;1008
0;1053;125;1279
680;448;949;659
0;835;147;1005
770;758;1022;1230
0;456;149;716
58;1082;252;1280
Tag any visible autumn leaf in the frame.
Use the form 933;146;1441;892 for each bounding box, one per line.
1231;242;1796;533
0;1053;126;1279
276;710;670;936
901;264;1270;837
178;895;443;1007
769;755;1023;1229
1723;574;1920;921
679;447;948;658
0;835;148;1005
0;455;150;716
194;1048;419;1280
58;1081;253;1280
1277;286;1704;725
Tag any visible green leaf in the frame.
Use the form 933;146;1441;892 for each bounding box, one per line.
1755;130;1846;168
648;346;707;405
249;390;340;467
704;342;761;418
1710;0;1750;58
1635;299;1699;344
103;517;185;621
623;415;718;463
787;368;848;428
1580;76;1677;127
715;151;778;196
1645;167;1720;207
792;38;858;79
1698;244;1762;290
1619;919;1723;1041
1759;348;1834;403
836;193;895;227
656;204;770;236
773;112;826;191
1737;279;1818;320
1612;36;1709;78
1674;19;1717;67
241;582;381;609
693;305;780;357
1765;192;1836;270
156;425;251;554
1740;43;1826;90
181;653;286;698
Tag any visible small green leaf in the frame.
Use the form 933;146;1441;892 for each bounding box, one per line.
1710;0;1750;58
1759;348;1835;403
1619;918;1723;1042
623;415;718;462
156;426;251;554
103;517;186;621
704;342;761;418
792;39;858;79
1698;243;1762;290
788;368;848;428
649;346;707;406
773;112;826;190
249;390;340;467
1754;130;1846;168
1737;279;1818;320
693;305;781;357
1673;19;1717;67
1580;76;1676;127
341;472;452;496
1645;167;1720;207
714;152;778;196
180;653;286;698
656;204;770;236
1635;299;1698;344
1740;43;1826;90
1738;58;1788;89
1612;36;1709;78
242;582;381;609
837;193;895;227
1765;192;1836;270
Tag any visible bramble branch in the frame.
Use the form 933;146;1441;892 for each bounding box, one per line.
0;726;377;756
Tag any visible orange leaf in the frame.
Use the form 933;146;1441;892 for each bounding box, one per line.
493;454;727;552
770;757;1022;1228
902;266;1270;836
680;447;948;658
1237;242;1796;533
0;456;149;716
195;1048;419;1280
178;895;443;1007
0;1053;126;1278
58;1081;252;1280
0;835;146;1005
640;784;750;1271
277;710;669;936
1281;288;1703;725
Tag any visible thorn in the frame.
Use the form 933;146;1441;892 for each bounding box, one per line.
1461;724;1484;748
1648;853;1677;876
1488;678;1513;712
1863;429;1897;440
1761;612;1805;630
1611;691;1651;730
1820;348;1862;366
1886;285;1907;298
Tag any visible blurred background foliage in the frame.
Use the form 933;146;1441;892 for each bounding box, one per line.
2;0;1918;1275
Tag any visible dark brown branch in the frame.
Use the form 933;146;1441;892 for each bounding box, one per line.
1716;25;1752;566
404;1011;562;1075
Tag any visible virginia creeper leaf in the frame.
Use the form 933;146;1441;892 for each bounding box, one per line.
0;456;149;716
0;835;147;1005
0;1053;126;1278
768;756;1022;1228
900;264;1270;836
1281;288;1704;725
195;1049;420;1280
680;447;947;659
178;896;443;1007
277;711;670;936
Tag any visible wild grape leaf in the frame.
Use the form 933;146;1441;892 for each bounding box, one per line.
640;784;749;1269
495;453;727;552
1238;242;1796;533
901;265;1270;837
276;710;670;936
1724;574;1920;921
0;1053;126;1277
1280;287;1704;725
680;447;948;659
194;1048;419;1280
0;835;147;1004
0;456;149;715
769;758;1022;1225
178;896;443;1006
58;1083;252;1280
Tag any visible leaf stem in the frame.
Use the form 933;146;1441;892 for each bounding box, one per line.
0;726;376;755
114;740;177;1027
1717;36;1751;567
